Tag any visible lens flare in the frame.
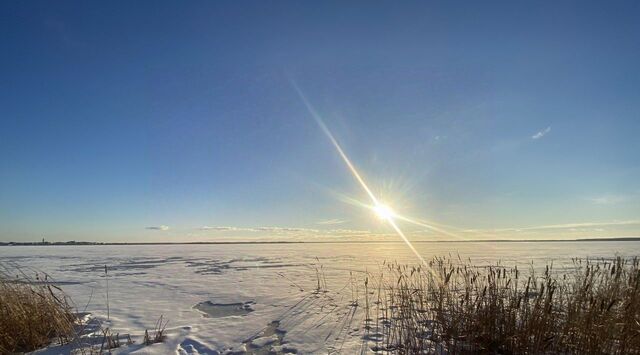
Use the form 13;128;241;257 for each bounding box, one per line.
291;80;437;275
374;204;395;221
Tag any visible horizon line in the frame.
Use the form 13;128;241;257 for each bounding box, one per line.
2;236;640;246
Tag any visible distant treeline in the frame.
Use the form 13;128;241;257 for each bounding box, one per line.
1;237;639;246
0;241;105;246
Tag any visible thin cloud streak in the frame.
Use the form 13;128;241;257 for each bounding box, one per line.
146;225;169;231
532;126;551;140
474;220;640;233
587;195;628;205
316;219;347;225
197;225;370;235
199;226;248;231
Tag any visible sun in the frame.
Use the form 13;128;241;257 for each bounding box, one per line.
373;203;395;221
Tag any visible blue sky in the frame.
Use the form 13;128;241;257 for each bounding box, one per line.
1;1;639;242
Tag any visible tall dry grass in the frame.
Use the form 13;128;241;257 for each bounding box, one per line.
0;263;76;353
368;256;640;354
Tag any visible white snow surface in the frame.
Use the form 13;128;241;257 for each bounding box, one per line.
2;241;638;354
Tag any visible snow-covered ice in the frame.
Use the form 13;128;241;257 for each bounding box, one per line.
2;241;638;354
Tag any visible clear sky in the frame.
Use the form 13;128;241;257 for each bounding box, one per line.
1;1;639;242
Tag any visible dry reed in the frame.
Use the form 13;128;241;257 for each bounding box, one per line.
367;256;640;354
0;263;76;353
143;314;168;345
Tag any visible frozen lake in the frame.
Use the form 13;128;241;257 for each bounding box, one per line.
2;241;639;354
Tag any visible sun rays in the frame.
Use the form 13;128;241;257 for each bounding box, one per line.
292;81;436;270
291;81;504;275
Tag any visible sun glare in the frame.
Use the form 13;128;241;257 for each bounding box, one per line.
374;204;395;221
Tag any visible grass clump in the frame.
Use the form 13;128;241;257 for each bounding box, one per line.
143;315;168;345
0;264;76;353
368;256;640;354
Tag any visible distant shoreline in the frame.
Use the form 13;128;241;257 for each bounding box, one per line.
1;237;639;246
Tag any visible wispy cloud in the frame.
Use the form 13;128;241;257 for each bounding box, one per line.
146;225;169;231
316;218;347;225
255;226;320;233
490;220;640;232
198;226;320;233
324;228;372;235
531;126;551;140
199;226;248;231
196;225;372;236
569;227;606;232
586;195;628;205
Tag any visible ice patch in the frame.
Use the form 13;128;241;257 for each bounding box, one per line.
194;301;255;318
